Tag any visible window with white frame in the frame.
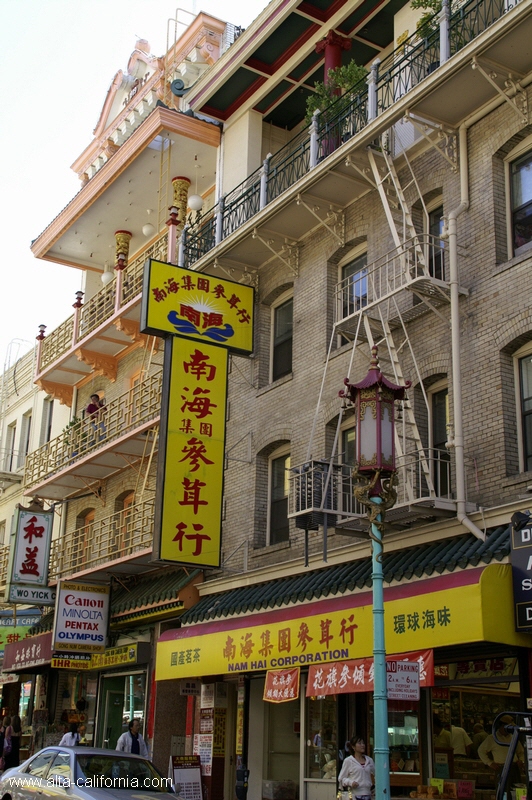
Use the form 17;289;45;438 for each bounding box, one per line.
428;381;450;497
5;423;16;472
427;203;445;280
511;150;532;256
505;136;532;258
516;342;532;472
0;521;6;546
18;411;32;468
271;295;293;382
340;421;355;516
340;249;368;319
41;397;54;445
268;448;290;544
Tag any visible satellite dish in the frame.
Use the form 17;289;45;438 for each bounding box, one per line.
171;79;186;97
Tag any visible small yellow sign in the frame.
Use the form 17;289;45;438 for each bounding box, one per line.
141;260;254;355
157;339;227;567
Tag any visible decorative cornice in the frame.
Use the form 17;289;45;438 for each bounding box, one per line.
36;380;73;407
75;349;118;381
32;108;221;261
114;318;159;351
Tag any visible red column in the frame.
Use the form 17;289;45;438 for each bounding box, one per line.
315;31;351;92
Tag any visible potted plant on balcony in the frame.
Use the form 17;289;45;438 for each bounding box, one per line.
62;417;85;460
304;60;368;127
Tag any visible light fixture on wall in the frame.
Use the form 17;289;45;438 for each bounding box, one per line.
142;208;156;238
188;155;204;213
101;261;114;286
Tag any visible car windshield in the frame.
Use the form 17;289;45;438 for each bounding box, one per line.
76;754;172;793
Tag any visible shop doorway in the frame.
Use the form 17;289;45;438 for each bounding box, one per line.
265;698;300;794
96;672;146;749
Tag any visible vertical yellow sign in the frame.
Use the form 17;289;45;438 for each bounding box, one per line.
158;339;227;567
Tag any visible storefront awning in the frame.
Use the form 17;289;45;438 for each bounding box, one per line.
28;568;202;635
180;526;511;625
156;560;532;681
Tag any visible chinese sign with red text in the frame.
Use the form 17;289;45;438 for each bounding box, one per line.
141;260;254;355
156;339;227;567
11;507;53;587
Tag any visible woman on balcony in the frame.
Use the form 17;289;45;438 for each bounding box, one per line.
86;394;106;441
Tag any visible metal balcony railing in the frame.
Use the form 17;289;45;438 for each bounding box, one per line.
288;449;457;529
183;0;516;268
24;371;163;490
335;234;447;325
49;498;154;580
38;233;168;372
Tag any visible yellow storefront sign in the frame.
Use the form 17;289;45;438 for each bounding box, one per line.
141;260;254;356
52;644;139;670
156;564;532;681
155;339;227;567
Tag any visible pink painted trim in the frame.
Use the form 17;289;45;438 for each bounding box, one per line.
158;566;485;642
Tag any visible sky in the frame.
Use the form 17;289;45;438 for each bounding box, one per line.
0;0;268;370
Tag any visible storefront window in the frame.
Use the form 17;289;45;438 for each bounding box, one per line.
431;656;526;791
369;698;420;782
60;672;98;744
305;695;338;781
19;679;32;719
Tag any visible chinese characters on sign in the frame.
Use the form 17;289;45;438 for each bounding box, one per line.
11;507;53;588
141;259;254;568
305;650;433;696
141;261;254;356
159;341;227;566
3;631;53;671
393;607;451;634
263;668;300;703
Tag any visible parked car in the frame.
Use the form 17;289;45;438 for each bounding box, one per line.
0;746;176;798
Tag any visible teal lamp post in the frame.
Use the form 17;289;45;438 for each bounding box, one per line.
340;347;410;800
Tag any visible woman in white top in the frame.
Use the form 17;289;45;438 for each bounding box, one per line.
59;723;80;747
338;737;375;800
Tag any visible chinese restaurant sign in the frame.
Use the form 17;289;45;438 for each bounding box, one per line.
306;650;432;696
264;668;300;702
157;565;528;681
53;581;110;653
141;259;254;356
155;339;227;566
10;506;53;588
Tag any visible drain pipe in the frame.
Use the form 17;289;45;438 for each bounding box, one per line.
446;124;485;541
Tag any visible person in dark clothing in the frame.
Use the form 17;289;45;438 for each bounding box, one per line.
4;715;21;769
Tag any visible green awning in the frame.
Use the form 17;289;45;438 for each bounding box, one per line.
181;526;510;625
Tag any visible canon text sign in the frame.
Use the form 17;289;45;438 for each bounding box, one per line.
53;581;110;653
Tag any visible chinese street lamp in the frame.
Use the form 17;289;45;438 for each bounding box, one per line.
339;346;410;800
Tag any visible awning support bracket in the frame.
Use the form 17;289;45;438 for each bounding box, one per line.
403;112;458;171
471;57;528;125
295;195;345;246
251;230;299;276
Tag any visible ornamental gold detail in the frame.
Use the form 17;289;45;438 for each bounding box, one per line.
172;176;191;230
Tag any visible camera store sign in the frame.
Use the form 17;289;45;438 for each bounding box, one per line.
53;581;110;653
